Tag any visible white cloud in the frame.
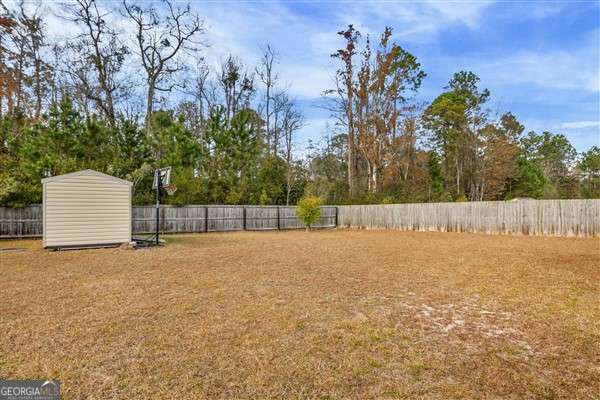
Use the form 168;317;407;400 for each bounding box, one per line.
338;1;493;42
195;2;336;100
479;50;599;93
429;35;600;95
527;2;566;19
560;121;600;130
309;31;340;57
282;64;335;99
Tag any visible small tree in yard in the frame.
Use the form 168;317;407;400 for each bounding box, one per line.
296;195;323;231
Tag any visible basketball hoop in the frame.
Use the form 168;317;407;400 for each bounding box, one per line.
163;184;177;196
153;167;171;189
152;166;174;246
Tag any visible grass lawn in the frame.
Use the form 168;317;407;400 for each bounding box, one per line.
1;230;599;399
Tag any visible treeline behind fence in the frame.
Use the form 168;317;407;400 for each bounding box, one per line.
1;200;599;239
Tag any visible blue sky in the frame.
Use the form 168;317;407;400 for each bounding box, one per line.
195;0;599;152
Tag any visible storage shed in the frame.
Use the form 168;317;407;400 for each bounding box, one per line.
42;169;132;249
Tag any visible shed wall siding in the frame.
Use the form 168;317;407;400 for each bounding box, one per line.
44;173;131;247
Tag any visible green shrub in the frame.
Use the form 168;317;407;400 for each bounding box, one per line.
296;195;323;231
455;194;468;202
381;196;394;204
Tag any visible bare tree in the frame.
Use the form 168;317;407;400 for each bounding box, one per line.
281;96;304;205
219;55;254;122
122;0;204;127
12;8;27;112
191;58;210;126
178;57;210;146
0;1;29;114
256;45;278;150
0;1;49;118
330;25;360;198
62;0;128;125
47;43;63;108
270;90;289;155
0;3;18;117
19;3;46;118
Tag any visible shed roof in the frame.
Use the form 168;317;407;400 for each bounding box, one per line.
41;169;132;186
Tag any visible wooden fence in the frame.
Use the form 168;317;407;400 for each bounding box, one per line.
0;204;43;238
131;205;337;234
0;205;337;238
2;200;599;239
337;199;600;237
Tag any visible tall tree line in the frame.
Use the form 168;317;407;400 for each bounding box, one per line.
0;3;598;207
0;0;306;206
318;25;599;203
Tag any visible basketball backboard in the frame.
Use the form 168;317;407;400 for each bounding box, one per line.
152;167;171;189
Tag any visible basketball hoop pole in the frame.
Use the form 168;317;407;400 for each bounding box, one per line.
152;167;171;246
155;172;162;246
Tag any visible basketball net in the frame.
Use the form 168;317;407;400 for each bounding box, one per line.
164;184;178;196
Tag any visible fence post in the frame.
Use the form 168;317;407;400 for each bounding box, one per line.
335;206;338;227
18;207;22;237
277;206;280;230
204;206;208;232
243;206;246;230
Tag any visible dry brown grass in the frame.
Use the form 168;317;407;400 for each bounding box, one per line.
1;230;599;399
